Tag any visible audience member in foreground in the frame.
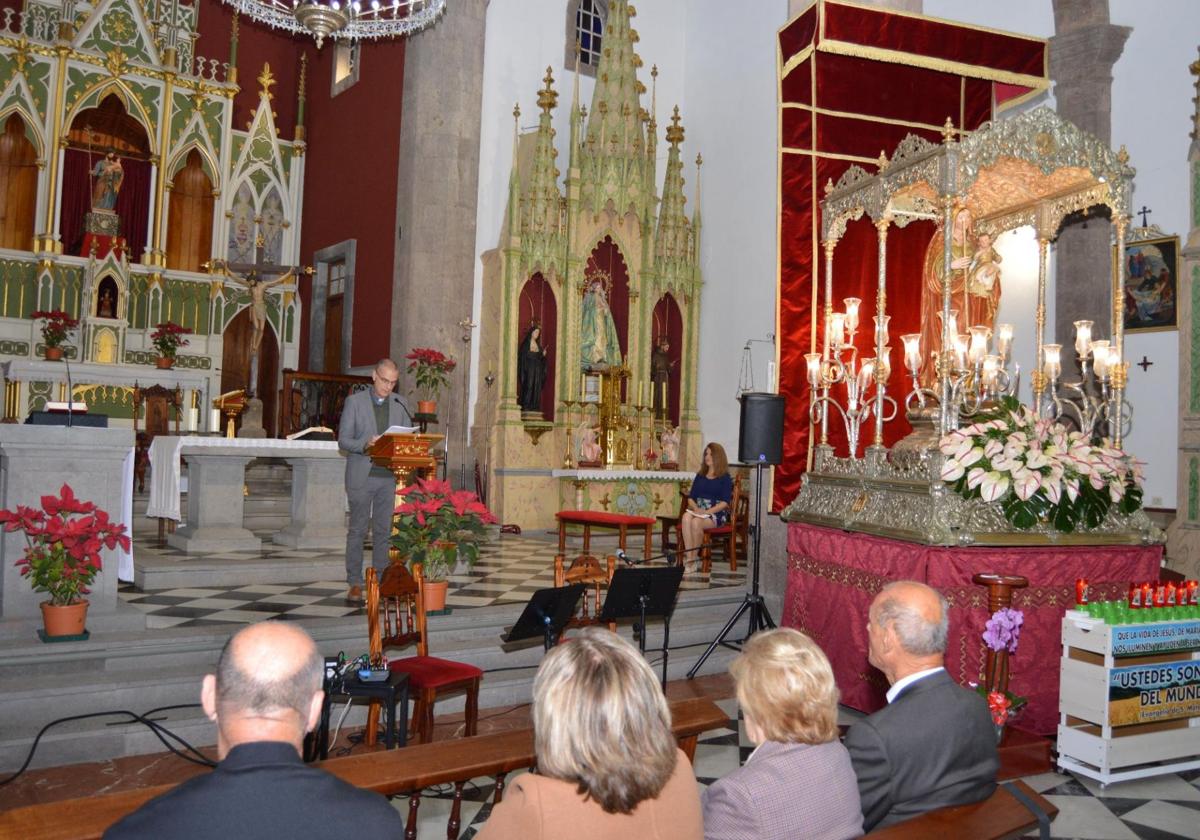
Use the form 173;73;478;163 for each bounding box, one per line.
845;580;999;831
105;622;402;839
477;627;702;840
702;628;862;840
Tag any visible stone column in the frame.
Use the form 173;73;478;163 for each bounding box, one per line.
167;454;261;553
273;455;348;549
390;1;486;488
1049;1;1130;367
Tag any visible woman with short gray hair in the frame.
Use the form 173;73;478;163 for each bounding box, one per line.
477;627;702;839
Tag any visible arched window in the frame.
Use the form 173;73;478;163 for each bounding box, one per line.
565;0;607;78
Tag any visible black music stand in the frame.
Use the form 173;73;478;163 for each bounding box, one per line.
600;565;684;688
505;584;586;651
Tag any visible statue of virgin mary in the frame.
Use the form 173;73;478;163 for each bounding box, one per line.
579;275;622;370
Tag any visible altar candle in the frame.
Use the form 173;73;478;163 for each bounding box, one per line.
857;359;875;394
982;355;1000;390
901;334;921;374
1073;320;1093;358
829;312;846;348
805;353;822;387
188;408;199;433
210;408;221;433
952;334;968;370
1090;340;1111;379
996;323;1014;358
580;373;586;400
1042;344;1062;382
968;326;991;366
660;382;667;411
843;298;861;333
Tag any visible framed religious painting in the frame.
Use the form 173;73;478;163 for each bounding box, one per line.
1121;233;1179;333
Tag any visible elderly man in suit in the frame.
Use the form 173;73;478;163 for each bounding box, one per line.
845;580;999;831
339;358;412;603
105;623;402;838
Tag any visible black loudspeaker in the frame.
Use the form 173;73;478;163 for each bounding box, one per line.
738;393;784;465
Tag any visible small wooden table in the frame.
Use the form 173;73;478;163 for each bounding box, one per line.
555;510;656;562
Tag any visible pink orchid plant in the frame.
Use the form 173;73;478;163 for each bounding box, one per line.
391;478;497;581
938;396;1142;532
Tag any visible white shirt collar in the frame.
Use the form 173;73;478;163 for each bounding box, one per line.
886;666;944;704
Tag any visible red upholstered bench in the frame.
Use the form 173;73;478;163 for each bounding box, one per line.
556;510;656;562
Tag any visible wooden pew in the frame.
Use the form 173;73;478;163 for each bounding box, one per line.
865;780;1057;840
0;696;727;840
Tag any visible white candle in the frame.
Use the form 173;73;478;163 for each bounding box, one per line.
901;333;921;374
968;326;991;366
830;312;846;348
210;408;221;433
996;323;1014;358
1043;343;1062;382
1091;340;1111;379
805;353;822;388
843;298;861;333
1073;320;1093;358
188;408;199;433
857;359;876;394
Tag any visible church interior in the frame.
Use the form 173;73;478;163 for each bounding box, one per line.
1;0;1200;837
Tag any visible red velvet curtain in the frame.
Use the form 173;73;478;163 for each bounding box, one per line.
518;273;558;420
60;148;151;260
773;2;1047;511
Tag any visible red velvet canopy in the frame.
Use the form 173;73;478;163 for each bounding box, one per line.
773;0;1048;511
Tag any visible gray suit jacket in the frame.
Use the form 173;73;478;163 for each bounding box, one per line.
338;388;412;491
845;668;999;831
702;739;862;840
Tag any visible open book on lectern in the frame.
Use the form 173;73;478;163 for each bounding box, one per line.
382;425;419;435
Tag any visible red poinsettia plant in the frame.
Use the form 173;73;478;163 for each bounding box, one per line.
0;484;130;606
150;321;192;358
405;348;457;402
31;310;79;349
391;478;496;581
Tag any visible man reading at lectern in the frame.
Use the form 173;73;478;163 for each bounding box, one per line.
339;358;411;603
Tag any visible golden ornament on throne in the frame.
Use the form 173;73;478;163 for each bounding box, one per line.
917;207;1002;387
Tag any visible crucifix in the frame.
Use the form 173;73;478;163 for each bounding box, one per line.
1137;356;1154;372
204;235;311;396
1137;206;1152;227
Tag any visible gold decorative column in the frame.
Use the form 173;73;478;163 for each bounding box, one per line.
1111;213;1130;448
873;215;890;448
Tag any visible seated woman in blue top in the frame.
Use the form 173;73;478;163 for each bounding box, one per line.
680;442;733;573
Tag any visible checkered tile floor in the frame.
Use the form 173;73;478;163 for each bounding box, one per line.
121;534;746;629
392;697;1200;839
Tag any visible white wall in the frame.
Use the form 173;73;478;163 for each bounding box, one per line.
472;1;1197;505
924;0;1198;507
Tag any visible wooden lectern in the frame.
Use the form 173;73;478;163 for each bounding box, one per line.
368;432;443;485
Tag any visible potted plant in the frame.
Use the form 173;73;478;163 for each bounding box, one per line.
150;321;193;368
0;483;130;639
405;347;456;415
31;310;79;361
391;477;496;611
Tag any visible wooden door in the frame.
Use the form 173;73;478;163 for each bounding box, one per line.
166;150;214;272
0;115;37;251
324;294;343;373
221;308;280;437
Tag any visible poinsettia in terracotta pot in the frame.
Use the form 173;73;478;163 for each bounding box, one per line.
32;310;79;361
0;484;130;639
391;478;496;611
405;347;456;415
150;321;193;368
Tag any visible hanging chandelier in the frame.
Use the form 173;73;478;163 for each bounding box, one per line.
220;0;447;48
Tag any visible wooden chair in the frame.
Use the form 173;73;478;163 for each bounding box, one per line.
659;486;689;559
701;476;749;573
553;553;617;630
365;564;483;745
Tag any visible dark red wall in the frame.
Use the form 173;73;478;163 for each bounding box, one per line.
194;1;405;369
296;38;405;368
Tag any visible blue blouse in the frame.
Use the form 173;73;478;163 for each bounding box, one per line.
690;472;733;526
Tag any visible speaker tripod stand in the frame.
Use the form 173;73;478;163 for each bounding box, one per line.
687;459;775;678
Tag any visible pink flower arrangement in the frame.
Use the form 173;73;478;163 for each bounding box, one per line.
938;396;1143;531
0;484;130;606
391;478;496;581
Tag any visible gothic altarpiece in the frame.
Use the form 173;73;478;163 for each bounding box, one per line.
0;0;305;428
476;0;704;529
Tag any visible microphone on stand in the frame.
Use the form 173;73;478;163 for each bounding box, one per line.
64;353;74;429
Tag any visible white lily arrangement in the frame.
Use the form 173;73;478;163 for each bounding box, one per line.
937;396;1143;532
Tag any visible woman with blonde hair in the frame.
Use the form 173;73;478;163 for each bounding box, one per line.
478;627;702;839
703;628;862;840
680;442;732;573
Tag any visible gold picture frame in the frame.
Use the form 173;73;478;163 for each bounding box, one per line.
1120;233;1179;333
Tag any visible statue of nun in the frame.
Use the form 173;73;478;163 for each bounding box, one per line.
517;323;548;414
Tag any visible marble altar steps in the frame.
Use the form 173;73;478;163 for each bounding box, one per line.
0;587;746;772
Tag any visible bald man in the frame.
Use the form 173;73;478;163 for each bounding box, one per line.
105;623;402;839
339;357;412;602
844;581;999;831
